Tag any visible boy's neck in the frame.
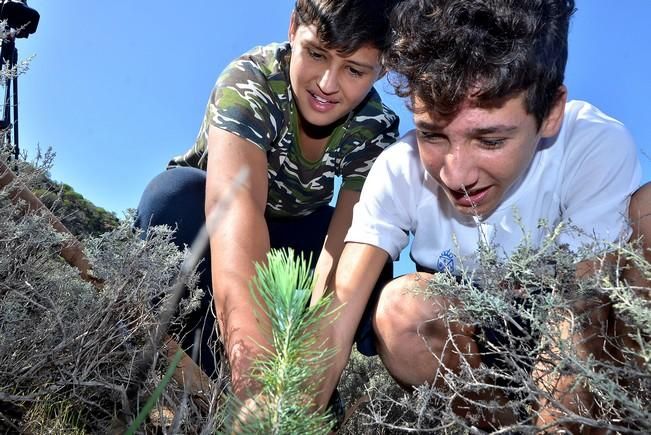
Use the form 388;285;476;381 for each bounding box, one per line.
297;112;346;161
298;111;345;140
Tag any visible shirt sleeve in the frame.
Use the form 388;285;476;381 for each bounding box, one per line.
345;138;416;259
558;106;642;252
206;54;285;152
340;105;400;192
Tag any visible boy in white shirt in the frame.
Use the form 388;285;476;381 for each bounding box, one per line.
314;0;651;431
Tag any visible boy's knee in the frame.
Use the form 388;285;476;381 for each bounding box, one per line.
374;275;467;348
375;272;473;336
373;273;479;386
135;167;207;241
374;273;437;337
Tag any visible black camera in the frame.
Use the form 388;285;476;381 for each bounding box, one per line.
0;0;39;38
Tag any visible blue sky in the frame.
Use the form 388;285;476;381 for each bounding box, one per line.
14;0;651;274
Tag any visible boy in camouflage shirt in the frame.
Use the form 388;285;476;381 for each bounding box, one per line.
136;0;400;404
170;40;398;218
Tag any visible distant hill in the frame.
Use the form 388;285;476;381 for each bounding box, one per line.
31;170;120;239
1;148;119;238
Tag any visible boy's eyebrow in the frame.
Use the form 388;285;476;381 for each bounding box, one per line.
344;59;376;71
305;41;326;52
414;120;441;131
415;121;519;135
469;125;518;135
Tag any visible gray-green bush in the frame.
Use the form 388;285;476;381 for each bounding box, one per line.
2;151;649;434
0;152;224;433
337;224;651;434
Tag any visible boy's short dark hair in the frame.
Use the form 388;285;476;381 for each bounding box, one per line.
386;0;576;127
293;0;399;55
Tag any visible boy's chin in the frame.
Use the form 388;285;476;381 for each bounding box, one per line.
449;200;498;220
298;110;348;138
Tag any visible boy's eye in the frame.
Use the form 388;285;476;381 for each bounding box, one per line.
347;66;364;78
478;138;505;149
307;48;324;60
417;130;446;143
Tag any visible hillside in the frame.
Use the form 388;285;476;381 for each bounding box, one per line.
31;170;120;238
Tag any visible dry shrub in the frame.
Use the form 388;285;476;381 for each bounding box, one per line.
339;226;650;434
0;152;225;433
2;151;649;434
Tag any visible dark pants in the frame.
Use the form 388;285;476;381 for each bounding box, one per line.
135;166;392;376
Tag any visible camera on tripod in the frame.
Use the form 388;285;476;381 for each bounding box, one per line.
0;0;39;159
1;0;39;38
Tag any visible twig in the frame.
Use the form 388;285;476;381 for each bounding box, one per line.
170;329;201;433
0;393;36;402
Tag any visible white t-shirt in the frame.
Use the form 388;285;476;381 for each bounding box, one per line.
346;100;642;273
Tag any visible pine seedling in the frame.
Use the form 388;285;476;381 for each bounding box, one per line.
227;248;336;434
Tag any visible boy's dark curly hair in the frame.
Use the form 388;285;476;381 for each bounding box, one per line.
386;0;575;126
293;0;400;55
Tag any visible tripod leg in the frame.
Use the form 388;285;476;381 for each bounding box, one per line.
12;45;17;160
0;37;12;128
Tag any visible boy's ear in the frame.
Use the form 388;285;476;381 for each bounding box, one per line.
288;11;298;43
540;85;567;138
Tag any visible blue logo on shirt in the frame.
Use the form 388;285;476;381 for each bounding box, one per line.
437;249;456;273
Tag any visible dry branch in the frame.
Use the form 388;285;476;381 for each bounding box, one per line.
0;159;215;405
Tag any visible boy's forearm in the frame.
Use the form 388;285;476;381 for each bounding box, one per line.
534;320;598;431
312;258;362;411
204;126;272;399
313;242;390;408
210;202;271;399
311;189;360;306
314;311;356;410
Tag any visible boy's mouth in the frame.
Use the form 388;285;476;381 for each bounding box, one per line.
448;186;491;208
307;90;338;112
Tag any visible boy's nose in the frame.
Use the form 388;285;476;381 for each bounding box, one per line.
317;69;339;95
439;146;480;191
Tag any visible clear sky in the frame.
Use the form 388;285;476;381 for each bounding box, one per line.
14;0;651;275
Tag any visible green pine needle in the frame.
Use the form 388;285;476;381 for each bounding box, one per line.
230;248;336;434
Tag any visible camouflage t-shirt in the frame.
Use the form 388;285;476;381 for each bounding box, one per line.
169;42;399;218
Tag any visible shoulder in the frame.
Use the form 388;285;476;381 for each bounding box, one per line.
527;100;638;180
228;42;291;76
552;101;641;246
563;99;622;124
522;100;640;193
369;131;423;183
217;42;291;93
559;100;634;150
346;87;400;144
549;100;638;182
352;87;399;123
213;42;290;113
